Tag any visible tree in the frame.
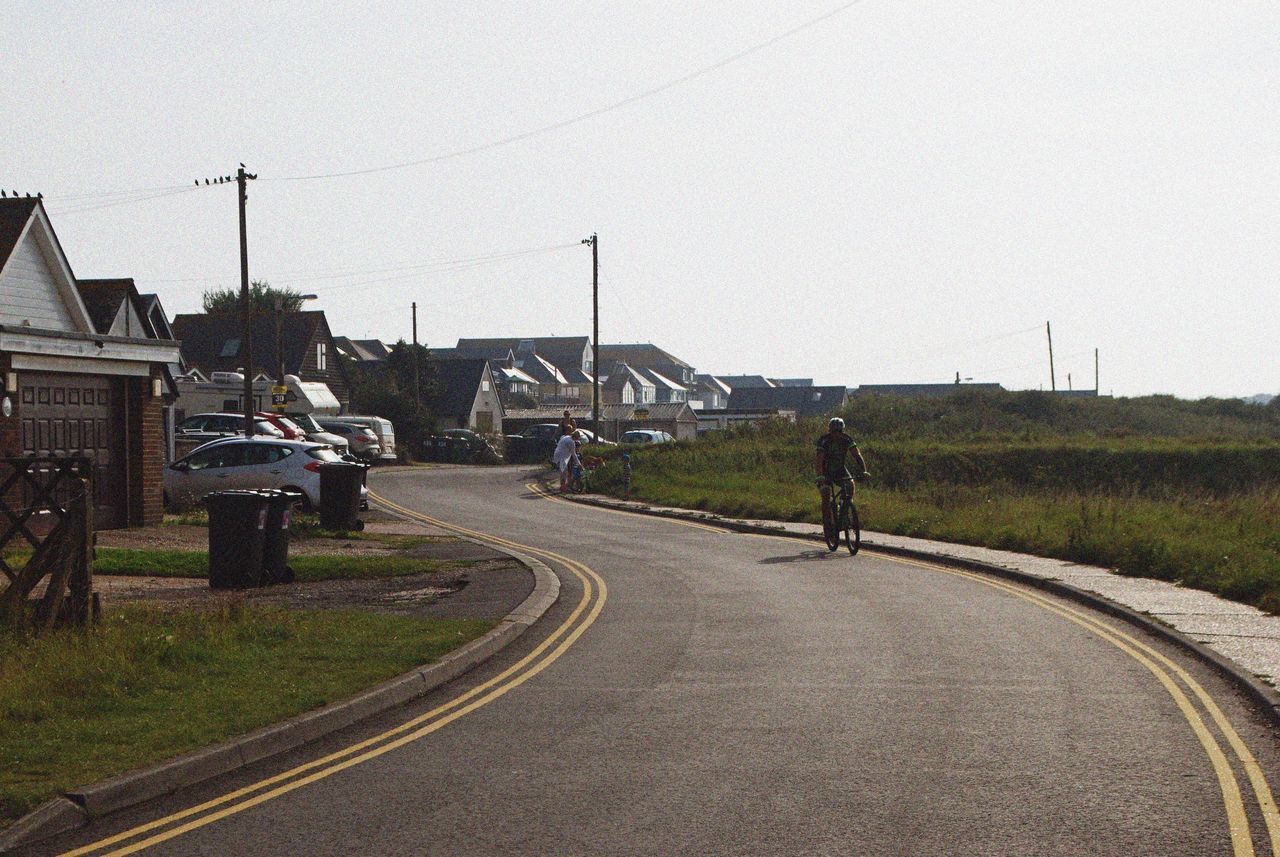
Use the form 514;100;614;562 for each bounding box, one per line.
202;280;308;315
346;340;439;459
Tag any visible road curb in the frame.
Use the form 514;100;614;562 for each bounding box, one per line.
559;490;1280;731
1;544;559;853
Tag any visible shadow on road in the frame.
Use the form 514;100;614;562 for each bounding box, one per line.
758;550;838;564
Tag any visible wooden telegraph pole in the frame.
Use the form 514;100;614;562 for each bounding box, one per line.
1046;321;1056;392
582;233;599;441
237;165;258;435
412;301;420;413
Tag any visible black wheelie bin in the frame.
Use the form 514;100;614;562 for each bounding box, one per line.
204;490;269;589
318;461;366;531
259;489;297;584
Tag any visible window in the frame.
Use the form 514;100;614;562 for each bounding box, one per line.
219;339;240;357
243;443;292;465
186;444;245;470
316;342;327;370
482;379;490;392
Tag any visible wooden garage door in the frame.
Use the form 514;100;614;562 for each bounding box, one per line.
20;372;127;529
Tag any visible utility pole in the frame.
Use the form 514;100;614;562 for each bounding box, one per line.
582;233;599;441
1094;348;1099;394
1046;321;1056;392
238;165;258;435
412;302;420;414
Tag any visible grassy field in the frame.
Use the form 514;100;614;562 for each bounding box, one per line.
0;605;493;824
589;391;1280;612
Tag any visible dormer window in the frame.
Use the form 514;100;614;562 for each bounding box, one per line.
317;342;327;371
219;338;241;358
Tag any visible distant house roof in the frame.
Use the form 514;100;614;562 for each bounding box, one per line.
456;336;589;364
694;374;732;397
718;375;776;390
172;310;333;379
770;378;814;387
727;385;849;417
851;383;1005;398
635;366;686;392
76;278;141;335
597;343;692;371
135;293;176;341
334;336;390;363
428;358;499;421
603;362;654;393
492;362;539;386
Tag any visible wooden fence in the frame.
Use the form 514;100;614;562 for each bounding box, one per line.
0;457;95;632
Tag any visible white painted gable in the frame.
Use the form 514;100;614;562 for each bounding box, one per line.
105;297;147;338
0;205;94;333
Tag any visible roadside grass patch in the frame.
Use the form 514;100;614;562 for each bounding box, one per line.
0;605;494;825
93;548;467;581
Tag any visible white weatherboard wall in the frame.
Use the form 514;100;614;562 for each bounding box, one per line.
0;231;76;330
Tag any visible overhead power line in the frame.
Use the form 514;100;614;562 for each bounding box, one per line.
269;1;865;183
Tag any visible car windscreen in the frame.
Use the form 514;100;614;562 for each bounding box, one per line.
290;414;321;432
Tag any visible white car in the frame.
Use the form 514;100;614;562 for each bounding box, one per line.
620;429;674;444
164;437;365;512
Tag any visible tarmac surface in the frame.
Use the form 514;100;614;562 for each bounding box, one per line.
28;465;1280;856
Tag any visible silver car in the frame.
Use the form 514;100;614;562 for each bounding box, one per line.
286;412;350;456
164;437;364;512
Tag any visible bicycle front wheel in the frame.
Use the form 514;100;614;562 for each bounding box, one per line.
843;500;861;555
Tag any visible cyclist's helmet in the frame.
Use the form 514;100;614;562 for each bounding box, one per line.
829;417;845;432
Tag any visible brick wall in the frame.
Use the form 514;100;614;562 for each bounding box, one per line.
127;373;167;526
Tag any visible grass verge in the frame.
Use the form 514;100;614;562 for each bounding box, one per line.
93;548;468;582
0;604;494;825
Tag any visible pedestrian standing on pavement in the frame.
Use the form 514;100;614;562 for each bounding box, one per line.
553;430;581;492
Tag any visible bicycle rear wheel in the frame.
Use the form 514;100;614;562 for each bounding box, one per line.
843;498;861;555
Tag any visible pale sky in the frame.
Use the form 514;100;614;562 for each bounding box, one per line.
5;1;1277;398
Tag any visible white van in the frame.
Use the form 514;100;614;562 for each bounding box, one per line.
327;415;396;461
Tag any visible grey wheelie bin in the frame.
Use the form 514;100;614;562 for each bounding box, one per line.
319;461;366;531
204;490;269;589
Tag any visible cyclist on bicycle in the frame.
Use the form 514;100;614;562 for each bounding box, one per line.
815;417;868;529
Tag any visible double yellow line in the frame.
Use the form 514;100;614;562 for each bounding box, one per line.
544;485;1280;856
65;491;606;856
886;555;1280;857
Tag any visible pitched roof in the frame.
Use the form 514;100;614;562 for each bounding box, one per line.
76;278;135;335
597;343;692;371
694;374;732;397
171;310;330;378
0;197;39;270
602;362;653;392
428;358;495;419
726;385;849;417
718;375;775;390
334;336;390;363
455;336;590;369
635;366;686;392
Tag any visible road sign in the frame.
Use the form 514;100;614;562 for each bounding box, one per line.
271;385;288;412
634;408;650;419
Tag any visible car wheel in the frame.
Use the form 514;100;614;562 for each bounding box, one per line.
282;488;313;514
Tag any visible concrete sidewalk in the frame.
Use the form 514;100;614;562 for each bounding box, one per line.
563;491;1280;695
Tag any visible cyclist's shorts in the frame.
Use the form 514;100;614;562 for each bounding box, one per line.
819;469;853;488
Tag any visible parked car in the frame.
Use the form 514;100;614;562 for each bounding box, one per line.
176;413;285;443
325;415;397;461
286;411;350;455
255;412;307;440
316;419;382;461
429;428;502;464
620;429;674;444
164;437;365;512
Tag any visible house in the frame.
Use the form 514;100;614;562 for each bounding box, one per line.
691;374;731;410
0;198;181;528
597;344;696;387
601;362;656;405
727;385;849;417
455;336;594;400
427;358;504;434
171;310;352;410
634;366;687;403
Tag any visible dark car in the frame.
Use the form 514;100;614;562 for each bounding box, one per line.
429;428;502;464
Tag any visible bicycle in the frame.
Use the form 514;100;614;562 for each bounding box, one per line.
822;474;862;555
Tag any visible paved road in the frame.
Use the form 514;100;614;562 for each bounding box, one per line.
41;466;1280;856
